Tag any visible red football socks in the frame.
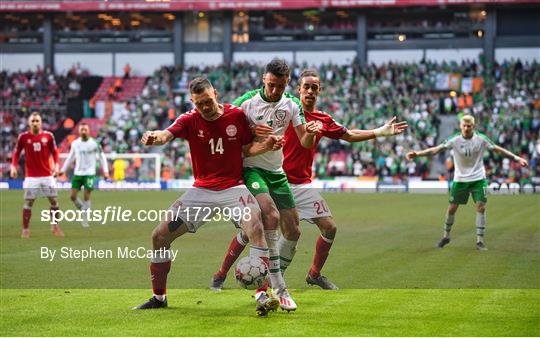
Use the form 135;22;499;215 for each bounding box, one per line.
150;261;171;296
22;208;31;229
309;235;334;278
215;235;247;278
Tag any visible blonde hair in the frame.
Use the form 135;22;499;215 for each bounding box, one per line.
461;115;475;125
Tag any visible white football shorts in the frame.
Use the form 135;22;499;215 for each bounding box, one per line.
23;176;58;199
290;183;332;222
167;185;261;233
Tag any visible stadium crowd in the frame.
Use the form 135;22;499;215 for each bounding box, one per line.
2;59;538;183
1;64;85;175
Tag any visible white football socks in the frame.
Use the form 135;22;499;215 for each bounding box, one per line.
264;230;286;290
277;236;297;273
476;212;486;242
444;212;455;238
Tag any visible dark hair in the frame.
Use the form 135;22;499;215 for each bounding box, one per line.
79;122;89;127
298;68;320;84
189;77;213;94
265;58;290;78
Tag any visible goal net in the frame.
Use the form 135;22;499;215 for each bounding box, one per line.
59;152;162;186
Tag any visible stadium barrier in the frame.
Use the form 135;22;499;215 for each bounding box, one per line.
1;178;538;194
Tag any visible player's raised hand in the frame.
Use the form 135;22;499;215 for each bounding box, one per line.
305;121;320;135
141;131;156;145
406;151;417;161
374;116;408;137
10;166;17;179
252;124;273;137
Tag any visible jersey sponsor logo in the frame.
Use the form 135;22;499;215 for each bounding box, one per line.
226;125;237;137
198;130;205;138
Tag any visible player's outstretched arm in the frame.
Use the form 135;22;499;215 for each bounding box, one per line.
341;117;408;143
373;116;408;137
295;121;319;149
141;130;174;146
406;144;446;160
243;135;284;157
493;145;529;167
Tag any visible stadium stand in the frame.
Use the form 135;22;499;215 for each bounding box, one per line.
1;59;538;182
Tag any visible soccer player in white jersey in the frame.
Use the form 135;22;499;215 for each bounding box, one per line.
406;115;528;250
59;123;109;227
211;58;320;312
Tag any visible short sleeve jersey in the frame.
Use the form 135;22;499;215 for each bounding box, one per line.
233;89;305;172
283;109;347;184
441;131;495;182
166;104;254;191
12;130;58;177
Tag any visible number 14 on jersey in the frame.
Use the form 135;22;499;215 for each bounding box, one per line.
209;138;224;155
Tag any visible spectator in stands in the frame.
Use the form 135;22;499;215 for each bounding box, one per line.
124;63;132;79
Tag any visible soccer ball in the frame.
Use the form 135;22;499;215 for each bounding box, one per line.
235;256;268;290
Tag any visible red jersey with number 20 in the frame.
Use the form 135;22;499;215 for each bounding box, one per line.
166;104;254;191
283;109;347;184
12;130;59;177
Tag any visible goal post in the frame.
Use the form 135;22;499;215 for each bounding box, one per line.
59;152;162;184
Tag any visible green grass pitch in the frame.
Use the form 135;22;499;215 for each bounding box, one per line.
1;191;539;336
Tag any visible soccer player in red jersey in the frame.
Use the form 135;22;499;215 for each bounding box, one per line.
212;69;407;289
134;77;283;316
10;112;64;238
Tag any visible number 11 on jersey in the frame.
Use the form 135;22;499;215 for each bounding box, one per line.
209;137;224;155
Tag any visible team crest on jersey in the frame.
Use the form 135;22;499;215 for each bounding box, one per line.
272;110;288;128
226;125;237;137
314;120;324;130
198;130;204;138
41;137;48;144
275;110;287;121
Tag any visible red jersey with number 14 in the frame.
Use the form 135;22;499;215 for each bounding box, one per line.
166;104;254;191
12;130;59;177
283;109;347;184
